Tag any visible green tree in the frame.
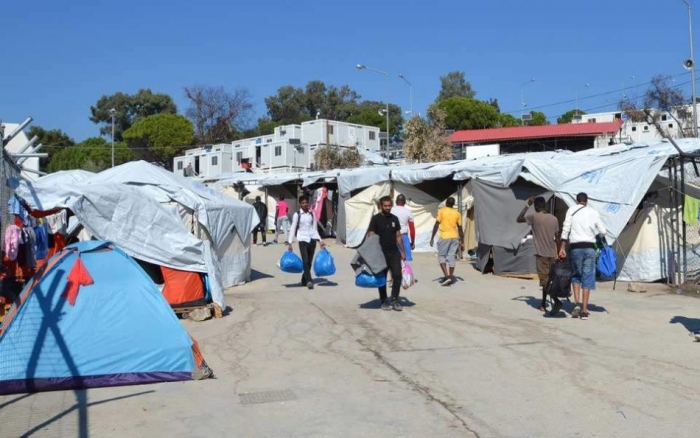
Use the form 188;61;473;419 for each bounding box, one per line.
264;85;308;125
557;109;587;124
346;101;404;135
436;97;500;130
403;107;453;163
436;71;476;102
122;114;194;167
26;126;75;170
528;111;549;126
499;113;520;127
48;137;132;172
184;85;254;144
89;89;177;141
265;81;361;124
314;145;362;170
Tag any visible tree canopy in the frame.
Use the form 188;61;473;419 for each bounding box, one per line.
403;107;453;163
436;71;476;102
528;111;549;126
557;109;587;124
26;126;75;170
47;137;132;173
436;97;501;130
184;85;254;144
122;114;194;167
314;145;362;170
89;89;177;141
620;74;692;137
264;81;361;125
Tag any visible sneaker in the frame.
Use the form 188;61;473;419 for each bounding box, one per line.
549;300;563;317
381;300;392;311
391;299;403;311
580;311;589;320
441;277;453;286
571;305;581;319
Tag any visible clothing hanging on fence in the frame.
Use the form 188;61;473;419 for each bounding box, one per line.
46;210;68;235
4;225;22;262
21;228;37;269
684;196;700;226
34;224;49;261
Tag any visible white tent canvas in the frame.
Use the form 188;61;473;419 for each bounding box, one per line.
393;182;441;252
616;205;675;282
343;182;391;248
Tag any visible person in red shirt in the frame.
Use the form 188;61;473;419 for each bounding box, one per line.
274;196;290;244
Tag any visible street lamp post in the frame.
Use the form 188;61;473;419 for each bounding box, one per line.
357;64;390;151
575;83;590;118
520;78;535;121
398;73;413;117
683;0;698;137
109;108;116;167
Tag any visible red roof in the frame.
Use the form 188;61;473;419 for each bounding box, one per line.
449;121;623;144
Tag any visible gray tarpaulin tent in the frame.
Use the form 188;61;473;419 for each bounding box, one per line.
14;161;260;308
471;179;545;275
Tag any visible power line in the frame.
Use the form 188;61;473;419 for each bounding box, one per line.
505;70;695;116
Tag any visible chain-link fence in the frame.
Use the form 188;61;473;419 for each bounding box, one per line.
681;157;700;284
0;149;21;247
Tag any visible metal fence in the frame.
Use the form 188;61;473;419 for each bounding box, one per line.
0;149;21;247
678;156;700;284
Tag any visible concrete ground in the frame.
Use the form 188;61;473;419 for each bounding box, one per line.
2;241;700;438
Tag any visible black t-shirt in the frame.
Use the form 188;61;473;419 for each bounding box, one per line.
368;213;400;252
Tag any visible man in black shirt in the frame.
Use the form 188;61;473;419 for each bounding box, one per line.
252;196;268;245
367;196;406;311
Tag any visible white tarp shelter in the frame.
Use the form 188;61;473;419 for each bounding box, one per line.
14;161;261;309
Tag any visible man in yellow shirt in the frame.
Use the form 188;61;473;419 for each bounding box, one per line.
430;197;464;286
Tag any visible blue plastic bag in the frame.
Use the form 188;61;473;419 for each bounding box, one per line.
279;250;303;273
313;248;336;277
597;245;617;281
355;271;387;288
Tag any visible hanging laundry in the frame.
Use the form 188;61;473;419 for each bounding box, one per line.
7;196;30;226
46;210;67;235
22;228;37;269
34;224;49;261
685;196;700;226
4;225;23;261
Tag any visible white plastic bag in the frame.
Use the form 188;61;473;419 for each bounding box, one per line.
401;262;416;290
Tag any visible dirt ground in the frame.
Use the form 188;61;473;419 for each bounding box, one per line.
2;241;700;438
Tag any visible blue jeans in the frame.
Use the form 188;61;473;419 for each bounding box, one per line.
570;247;596;290
400;234;413;261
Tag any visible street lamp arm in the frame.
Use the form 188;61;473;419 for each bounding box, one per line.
361;66;388;76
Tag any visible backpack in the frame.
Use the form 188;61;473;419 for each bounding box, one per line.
597;243;617;280
546;260;573;298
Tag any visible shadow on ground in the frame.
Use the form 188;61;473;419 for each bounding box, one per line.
359;296;416;309
670;316;700;334
250;270;274;281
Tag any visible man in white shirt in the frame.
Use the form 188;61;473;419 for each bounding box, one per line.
288;195;326;289
559;192;606;320
390;194;415;261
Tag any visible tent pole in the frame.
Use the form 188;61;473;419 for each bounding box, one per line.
457;182;464;260
264;187;269;233
612;239;628;291
681;157;687;285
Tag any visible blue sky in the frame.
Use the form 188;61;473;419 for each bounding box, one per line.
1;0;697;141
